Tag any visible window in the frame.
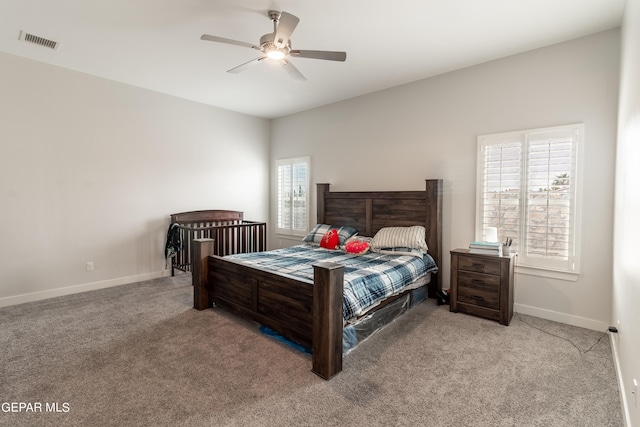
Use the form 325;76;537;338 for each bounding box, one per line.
476;124;583;276
276;157;310;236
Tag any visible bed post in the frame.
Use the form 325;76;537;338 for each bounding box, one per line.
425;179;443;298
316;183;330;224
192;238;215;310
312;261;344;380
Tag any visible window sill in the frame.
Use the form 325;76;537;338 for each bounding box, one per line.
276;231;307;238
515;264;579;282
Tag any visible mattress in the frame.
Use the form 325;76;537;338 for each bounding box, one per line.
224;244;438;322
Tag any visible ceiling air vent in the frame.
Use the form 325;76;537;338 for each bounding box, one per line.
19;31;59;50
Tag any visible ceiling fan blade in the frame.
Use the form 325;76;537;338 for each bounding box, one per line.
274;11;299;48
289;50;347;62
227;56;267;74
281;59;306;81
201;34;258;50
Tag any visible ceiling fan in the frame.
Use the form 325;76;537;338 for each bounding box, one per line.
200;10;347;81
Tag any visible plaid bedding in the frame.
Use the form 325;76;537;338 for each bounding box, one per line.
224;244;438;321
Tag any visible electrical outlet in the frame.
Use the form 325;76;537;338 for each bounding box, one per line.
86;261;94;271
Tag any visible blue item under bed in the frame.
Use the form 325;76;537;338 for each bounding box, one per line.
259;326;312;355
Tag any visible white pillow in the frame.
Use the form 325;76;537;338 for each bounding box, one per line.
371;226;428;252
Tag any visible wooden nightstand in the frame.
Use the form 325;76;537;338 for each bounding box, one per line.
449;248;515;325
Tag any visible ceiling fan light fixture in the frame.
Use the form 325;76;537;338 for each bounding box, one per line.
266;49;285;60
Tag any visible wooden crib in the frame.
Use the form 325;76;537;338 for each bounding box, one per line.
169;210;266;275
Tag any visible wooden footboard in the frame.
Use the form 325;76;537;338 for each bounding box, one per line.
192;238;344;380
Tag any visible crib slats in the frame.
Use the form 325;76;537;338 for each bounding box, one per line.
169;211;266;274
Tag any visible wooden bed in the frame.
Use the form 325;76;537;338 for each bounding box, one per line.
192;179;443;380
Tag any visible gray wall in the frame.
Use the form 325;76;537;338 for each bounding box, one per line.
0;52;270;305
271;29;619;331
613;0;640;424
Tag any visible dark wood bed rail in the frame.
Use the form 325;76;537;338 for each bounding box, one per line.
170;210;266;275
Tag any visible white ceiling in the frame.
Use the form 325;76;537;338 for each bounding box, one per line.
0;0;625;119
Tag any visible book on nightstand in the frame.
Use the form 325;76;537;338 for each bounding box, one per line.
468;241;502;256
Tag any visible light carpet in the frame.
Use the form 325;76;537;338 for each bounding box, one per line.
0;274;623;426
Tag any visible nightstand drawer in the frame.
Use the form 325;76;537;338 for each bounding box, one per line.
458;256;500;275
457;271;500;310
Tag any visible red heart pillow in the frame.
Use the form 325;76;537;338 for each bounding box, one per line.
346;239;370;255
320;229;339;250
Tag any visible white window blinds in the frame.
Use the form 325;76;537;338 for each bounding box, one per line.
276;157;310;236
478;138;522;249
477;124;583;274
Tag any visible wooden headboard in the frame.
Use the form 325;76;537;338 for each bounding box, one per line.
316;179;443;296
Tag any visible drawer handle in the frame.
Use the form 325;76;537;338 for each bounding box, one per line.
471;263;485;270
472;295;485;301
471;279;484;285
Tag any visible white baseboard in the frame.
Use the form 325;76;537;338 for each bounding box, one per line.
514;303;609;332
609;333;632;427
0;269;173;308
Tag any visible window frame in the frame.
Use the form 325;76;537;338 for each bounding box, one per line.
475;124;584;279
275;156;310;237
